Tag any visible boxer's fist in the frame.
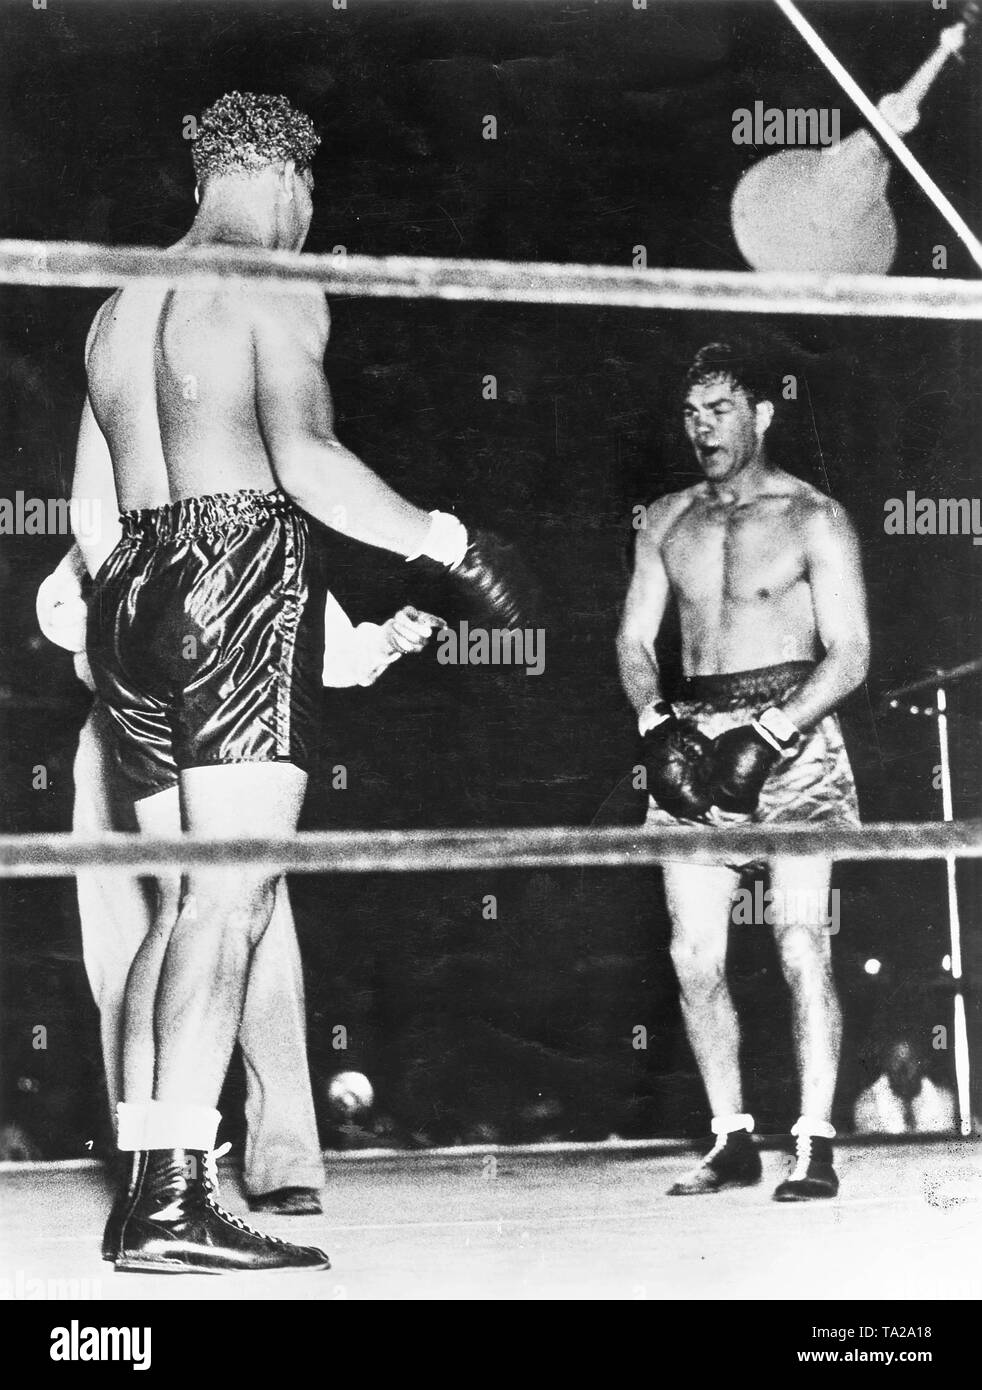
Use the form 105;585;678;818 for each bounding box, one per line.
707;725;779;815
384;607;445;655
641;707;713;821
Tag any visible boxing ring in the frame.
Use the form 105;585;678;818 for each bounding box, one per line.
1;233;981;1296
2;1138;979;1300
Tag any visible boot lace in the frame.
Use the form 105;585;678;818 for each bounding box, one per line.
679;1131;729;1180
789;1132;814;1182
194;1145;300;1250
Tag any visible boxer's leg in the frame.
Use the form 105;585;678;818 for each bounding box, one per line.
665;860;744;1118
151;762;307;1106
239;880;325;1198
114;761;329;1273
770;855;841;1199
769;855;839;1125
663;859;761;1194
120;786;182;1105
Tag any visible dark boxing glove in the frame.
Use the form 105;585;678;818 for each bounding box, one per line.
707;706;801;815
409;510;534;629
639;702;713;821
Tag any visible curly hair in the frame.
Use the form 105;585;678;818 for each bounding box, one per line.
681;340;778;408
191;91;320;182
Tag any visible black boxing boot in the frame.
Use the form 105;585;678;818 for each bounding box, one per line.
102;1150;144;1261
102;1099;157;1261
115;1148;331;1273
773;1118;838;1201
667;1115;762;1195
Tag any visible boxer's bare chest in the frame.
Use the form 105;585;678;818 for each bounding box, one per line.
663;492;808;609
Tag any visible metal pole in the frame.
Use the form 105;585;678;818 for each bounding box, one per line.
936;684;972;1136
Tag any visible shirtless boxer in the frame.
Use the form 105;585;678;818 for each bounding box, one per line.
37;544;440;1222
617;342;870;1200
72;92;529;1272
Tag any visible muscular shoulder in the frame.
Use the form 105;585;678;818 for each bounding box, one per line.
791;486;861;562
250;286;330;354
766;473;856;536
638;486;701;549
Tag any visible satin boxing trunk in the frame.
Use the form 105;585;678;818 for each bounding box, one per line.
87;489;327;798
645;661;860;867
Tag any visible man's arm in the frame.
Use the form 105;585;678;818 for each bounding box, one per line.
71;396;122;578
253;291;430;557
321;597;439;688
780;501;871;730
616;501;676;719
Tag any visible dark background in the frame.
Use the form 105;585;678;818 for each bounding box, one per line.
1;0;980;1154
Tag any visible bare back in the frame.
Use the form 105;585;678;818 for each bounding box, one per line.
85;285;278;509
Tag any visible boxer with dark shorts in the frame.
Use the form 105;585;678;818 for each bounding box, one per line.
618;341;870;1202
89;489;327;797
71;92;532;1274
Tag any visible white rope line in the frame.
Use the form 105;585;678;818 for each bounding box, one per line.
1;822;979;876
1;239;980;319
0;1132;962;1177
774;0;982;273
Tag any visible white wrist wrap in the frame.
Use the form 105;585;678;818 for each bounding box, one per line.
409;510;468;569
638;701;671;736
753;705;801;754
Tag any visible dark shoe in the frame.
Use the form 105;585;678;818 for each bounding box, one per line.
668;1129;762;1195
774;1133;838;1201
115;1149;331;1273
102;1151;143;1261
248;1187;323;1217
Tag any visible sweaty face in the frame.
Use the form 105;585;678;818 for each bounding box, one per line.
683;376;764;483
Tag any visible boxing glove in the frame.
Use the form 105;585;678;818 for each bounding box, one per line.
707;706;801;815
639;702;714;821
36;558;88;653
410;510;535;629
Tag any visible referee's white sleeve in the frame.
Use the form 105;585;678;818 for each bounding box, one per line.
321;591;400;688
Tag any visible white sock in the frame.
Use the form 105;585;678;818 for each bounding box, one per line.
711;1113;755;1136
791;1116;836;1140
115;1102;147;1152
116;1101;221;1152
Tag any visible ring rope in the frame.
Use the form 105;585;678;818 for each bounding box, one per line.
1;240;980;319
1;821;979;877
